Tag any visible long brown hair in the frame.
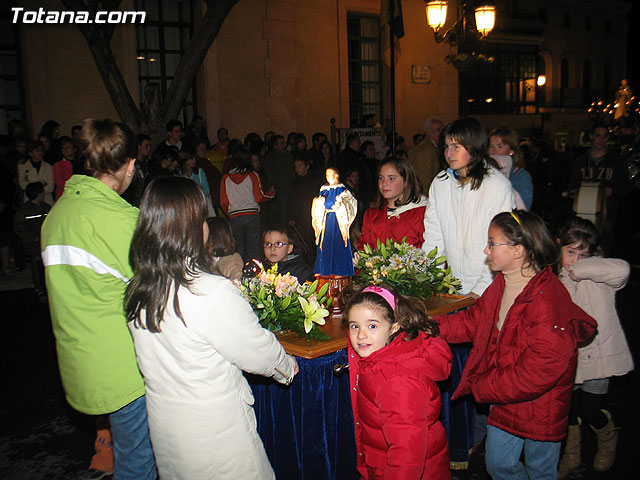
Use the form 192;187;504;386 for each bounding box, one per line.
489;126;525;168
371;157;422;208
125;176;215;332
490;210;560;275
558;216;602;257
342;284;439;341
439;117;491;190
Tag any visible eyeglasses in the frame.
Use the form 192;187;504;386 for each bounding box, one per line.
486;241;514;249
263;242;290;249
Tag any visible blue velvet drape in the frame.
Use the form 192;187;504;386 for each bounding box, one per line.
249;350;358;480
439;345;475;467
249;346;474;478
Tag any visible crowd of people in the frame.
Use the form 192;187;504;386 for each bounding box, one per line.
0;111;637;480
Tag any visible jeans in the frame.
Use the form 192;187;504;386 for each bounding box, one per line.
109;395;157;480
230;214;262;262
485;425;561;480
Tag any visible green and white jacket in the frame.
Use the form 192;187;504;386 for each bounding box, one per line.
41;175;144;415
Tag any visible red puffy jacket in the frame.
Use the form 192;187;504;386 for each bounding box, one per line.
435;267;597;442
357;197;428;250
348;332;452;480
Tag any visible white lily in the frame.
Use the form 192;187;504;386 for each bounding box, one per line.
298;296;329;333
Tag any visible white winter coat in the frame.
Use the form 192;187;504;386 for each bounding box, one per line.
422;167;516;295
18;159;55;204
129;271;296;480
559;256;634;384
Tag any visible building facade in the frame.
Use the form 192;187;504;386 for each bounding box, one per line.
3;0;631;147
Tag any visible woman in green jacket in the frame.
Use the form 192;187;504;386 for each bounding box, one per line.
41;119;156;479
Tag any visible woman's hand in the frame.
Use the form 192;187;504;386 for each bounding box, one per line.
292;356;300;377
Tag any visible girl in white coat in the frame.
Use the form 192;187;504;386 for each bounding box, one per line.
557;216;633;478
422;117;515;297
126;176;298;480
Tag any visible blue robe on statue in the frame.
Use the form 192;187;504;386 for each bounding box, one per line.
313;184;356;277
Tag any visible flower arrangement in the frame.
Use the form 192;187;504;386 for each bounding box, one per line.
353;239;461;299
240;263;332;340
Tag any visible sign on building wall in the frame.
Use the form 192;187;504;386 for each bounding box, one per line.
411;65;431;84
340;128;386;159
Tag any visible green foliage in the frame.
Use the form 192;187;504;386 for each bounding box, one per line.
240;265;331;340
354;239;461;299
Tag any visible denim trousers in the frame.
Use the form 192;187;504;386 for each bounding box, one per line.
230;214;262;262
485;425;561;480
109;395;157;480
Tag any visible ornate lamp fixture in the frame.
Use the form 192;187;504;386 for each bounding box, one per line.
425;1;496;46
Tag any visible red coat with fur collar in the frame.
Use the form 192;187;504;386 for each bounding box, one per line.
435;267;597;442
357;197;428;249
348;332;452;479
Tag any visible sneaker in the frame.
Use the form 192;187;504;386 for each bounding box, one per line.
77;468;112;480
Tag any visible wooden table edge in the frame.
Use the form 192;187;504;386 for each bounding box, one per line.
278;294;475;359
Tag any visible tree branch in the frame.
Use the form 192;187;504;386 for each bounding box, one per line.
161;0;239;121
60;0;140;129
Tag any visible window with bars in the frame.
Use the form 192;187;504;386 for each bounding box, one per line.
135;0;196;126
346;14;382;127
459;45;539;115
0;1;25;135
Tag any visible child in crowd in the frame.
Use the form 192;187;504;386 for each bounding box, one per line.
556;217;633;478
53;136;75;200
13;182;50;301
357;157;428;249
220;146;274;261
206;216;243;284
344;284;452;479
262;225;314;283
180;151;215;218
434;210;597;480
18;141;55;205
488;126;534;211
288;154;323;264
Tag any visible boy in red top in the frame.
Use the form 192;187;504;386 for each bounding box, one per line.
52;136;75;200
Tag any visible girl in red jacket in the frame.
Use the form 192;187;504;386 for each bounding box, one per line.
433;210;597;480
357;157;428;250
344;284;452;479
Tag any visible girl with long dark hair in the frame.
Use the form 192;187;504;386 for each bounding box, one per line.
126;176;297;480
434;210;596;479
357;156;428;249
422;117;516;297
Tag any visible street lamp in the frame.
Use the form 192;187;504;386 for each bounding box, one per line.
425;1;496;45
425;1;448;33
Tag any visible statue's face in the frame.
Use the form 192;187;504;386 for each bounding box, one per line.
326;168;339;185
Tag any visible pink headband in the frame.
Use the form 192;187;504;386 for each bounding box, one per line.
363;286;396;311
